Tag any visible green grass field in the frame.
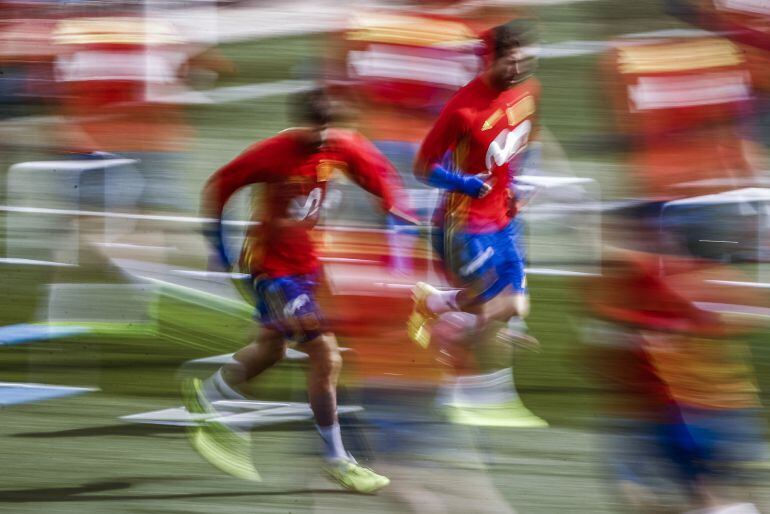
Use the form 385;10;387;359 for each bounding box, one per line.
1;1;769;512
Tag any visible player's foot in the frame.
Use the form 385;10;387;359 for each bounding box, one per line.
444;398;548;428
182;377;261;481
322;457;390;494
495;327;541;352
407;282;440;349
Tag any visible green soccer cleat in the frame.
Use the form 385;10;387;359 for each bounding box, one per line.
323;458;390;494
407;282;440;349
444;398;549;428
182;378;261;482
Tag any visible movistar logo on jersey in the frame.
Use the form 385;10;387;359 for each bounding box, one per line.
288;187;323;222
485;120;531;170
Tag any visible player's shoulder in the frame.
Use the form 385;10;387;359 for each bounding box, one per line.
324;127;373;150
439;76;486;116
253;128;302;150
274;127;307;142
447;76;484;104
521;76;542;99
500;77;541;107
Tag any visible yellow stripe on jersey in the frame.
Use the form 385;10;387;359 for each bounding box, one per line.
317;160;347;182
617;38;744;74
506;96;536;126
482;109;504;131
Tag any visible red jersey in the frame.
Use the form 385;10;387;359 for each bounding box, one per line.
416;76;539;233
203;128;403;277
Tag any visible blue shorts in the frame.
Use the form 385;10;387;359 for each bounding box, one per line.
253;274;326;344
434;220;527;304
656;406;769;482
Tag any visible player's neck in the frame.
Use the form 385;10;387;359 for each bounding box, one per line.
481;71;509;93
296;126;328;152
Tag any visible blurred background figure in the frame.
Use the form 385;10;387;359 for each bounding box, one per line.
0;0;60;177
587;27;770;513
583;216;769;514
605;34;764;202
0;0;58;115
52;1;232;214
664;0;770;154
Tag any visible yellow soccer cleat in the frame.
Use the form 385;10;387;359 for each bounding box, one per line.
323;458;390;494
444;398;548;428
182;378;261;482
407;282;441;349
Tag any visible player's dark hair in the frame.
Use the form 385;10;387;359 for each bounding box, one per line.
490;19;537;59
292;88;336;127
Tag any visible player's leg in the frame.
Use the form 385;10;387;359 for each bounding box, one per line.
181;275;300;481
256;274;390;493
408;228;502;347
202;330;287;402
181;337;279;481
301;331;390;493
411;225;526;346
426;224;546;426
303;332;344;453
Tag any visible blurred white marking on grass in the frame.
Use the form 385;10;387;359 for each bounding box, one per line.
0;204;207;224
708;280;770;288
695;301;770;319
121;402;363;427
95;242;177;251
171;269;250;279
0;382;97;407
0;258;75;267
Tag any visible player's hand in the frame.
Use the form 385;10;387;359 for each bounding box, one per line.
464;171;495;199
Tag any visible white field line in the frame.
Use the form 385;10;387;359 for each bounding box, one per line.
0;258;75;267
0;204;398;233
0;381;97;392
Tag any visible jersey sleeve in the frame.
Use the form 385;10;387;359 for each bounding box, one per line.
201;136;286;220
414;98;466;181
342;133;413;220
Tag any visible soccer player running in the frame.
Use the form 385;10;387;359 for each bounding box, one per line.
186;88;412;493
408;19;546;427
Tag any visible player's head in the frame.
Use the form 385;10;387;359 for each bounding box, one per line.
482;19;538;90
291;87;341;148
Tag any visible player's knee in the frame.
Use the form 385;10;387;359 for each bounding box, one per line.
306;334;342;377
513;294;530;319
320;343;343;377
262;336;288;364
479;292;528;324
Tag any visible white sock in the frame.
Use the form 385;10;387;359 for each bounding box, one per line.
426;289;460;315
451;368;519;407
505;317;528;334
316;422;348;461
202;369;247;403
